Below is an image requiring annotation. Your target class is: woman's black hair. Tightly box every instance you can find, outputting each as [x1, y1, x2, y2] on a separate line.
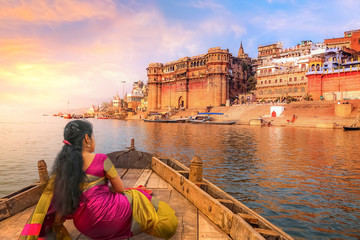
[52, 120, 93, 215]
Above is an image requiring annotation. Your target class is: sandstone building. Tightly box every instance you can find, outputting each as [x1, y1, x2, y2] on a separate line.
[146, 45, 251, 110]
[307, 47, 360, 101]
[324, 29, 360, 52]
[255, 41, 325, 102]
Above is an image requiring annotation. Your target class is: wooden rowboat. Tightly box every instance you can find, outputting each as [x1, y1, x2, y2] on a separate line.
[342, 126, 360, 131]
[0, 140, 293, 240]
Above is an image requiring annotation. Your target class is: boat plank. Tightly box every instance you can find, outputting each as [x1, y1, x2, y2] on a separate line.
[199, 211, 231, 240]
[146, 172, 160, 188]
[0, 205, 35, 239]
[134, 169, 152, 187]
[117, 168, 128, 178]
[146, 172, 169, 189]
[169, 188, 198, 240]
[122, 169, 144, 188]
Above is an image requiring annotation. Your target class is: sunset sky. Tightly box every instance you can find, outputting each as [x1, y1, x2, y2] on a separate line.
[1, 0, 360, 114]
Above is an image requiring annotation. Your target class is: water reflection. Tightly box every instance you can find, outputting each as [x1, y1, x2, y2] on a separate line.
[0, 117, 359, 239]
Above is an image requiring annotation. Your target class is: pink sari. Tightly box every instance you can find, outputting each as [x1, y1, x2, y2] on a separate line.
[73, 154, 151, 240]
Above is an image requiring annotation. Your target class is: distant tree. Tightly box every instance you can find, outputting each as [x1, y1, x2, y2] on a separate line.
[246, 76, 257, 92]
[102, 102, 110, 109]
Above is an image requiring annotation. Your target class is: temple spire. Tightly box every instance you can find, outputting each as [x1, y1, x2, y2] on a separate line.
[238, 41, 244, 57]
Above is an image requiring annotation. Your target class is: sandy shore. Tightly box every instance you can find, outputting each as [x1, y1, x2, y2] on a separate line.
[128, 100, 360, 129]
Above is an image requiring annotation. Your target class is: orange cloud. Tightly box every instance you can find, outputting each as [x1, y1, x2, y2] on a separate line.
[0, 0, 116, 23]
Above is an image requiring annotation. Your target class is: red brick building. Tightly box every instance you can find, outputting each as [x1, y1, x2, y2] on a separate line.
[324, 29, 360, 52]
[146, 46, 251, 110]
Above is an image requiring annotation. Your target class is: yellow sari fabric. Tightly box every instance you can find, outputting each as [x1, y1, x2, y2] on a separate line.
[125, 189, 178, 239]
[19, 177, 71, 240]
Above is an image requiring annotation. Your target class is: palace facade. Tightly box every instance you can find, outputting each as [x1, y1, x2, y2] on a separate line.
[306, 47, 360, 100]
[255, 29, 360, 102]
[146, 45, 251, 110]
[255, 41, 325, 101]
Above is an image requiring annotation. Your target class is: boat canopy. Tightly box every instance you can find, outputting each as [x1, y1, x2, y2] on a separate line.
[198, 112, 224, 115]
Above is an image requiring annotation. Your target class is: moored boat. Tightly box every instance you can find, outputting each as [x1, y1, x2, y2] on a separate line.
[189, 115, 211, 123]
[342, 115, 360, 131]
[190, 113, 237, 125]
[342, 126, 360, 131]
[143, 118, 178, 123]
[0, 140, 293, 240]
[199, 120, 237, 125]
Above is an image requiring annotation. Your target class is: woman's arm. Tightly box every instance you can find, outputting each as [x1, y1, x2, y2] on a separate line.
[107, 174, 125, 193]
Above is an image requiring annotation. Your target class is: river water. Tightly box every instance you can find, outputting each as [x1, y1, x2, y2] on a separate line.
[1, 115, 359, 239]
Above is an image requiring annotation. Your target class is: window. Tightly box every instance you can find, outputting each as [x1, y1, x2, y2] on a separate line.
[289, 78, 292, 82]
[269, 80, 271, 84]
[301, 76, 304, 81]
[280, 79, 282, 83]
[275, 79, 278, 83]
[265, 80, 267, 84]
[294, 77, 297, 81]
[294, 87, 298, 93]
[261, 81, 263, 84]
[301, 87, 305, 92]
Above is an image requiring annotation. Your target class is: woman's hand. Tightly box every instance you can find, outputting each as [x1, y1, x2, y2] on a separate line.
[54, 212, 65, 226]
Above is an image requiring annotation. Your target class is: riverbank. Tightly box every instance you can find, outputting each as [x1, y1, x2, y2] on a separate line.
[129, 100, 360, 129]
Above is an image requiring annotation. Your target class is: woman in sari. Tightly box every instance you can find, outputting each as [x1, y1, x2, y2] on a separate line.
[20, 120, 178, 239]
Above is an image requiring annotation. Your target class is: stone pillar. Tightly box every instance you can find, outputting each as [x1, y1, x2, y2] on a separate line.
[157, 84, 162, 109]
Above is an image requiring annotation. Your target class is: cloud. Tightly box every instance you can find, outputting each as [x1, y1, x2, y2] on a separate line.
[0, 0, 116, 24]
[189, 0, 225, 11]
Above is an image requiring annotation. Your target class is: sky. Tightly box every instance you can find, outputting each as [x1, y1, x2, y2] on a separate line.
[1, 0, 360, 114]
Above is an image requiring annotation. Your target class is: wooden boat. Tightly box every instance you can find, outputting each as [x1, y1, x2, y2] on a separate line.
[143, 119, 179, 123]
[342, 115, 360, 131]
[189, 115, 211, 123]
[0, 140, 293, 240]
[172, 118, 189, 123]
[199, 120, 237, 125]
[342, 126, 360, 131]
[190, 113, 236, 125]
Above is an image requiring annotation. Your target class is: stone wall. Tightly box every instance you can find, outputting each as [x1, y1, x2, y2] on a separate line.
[307, 70, 360, 100]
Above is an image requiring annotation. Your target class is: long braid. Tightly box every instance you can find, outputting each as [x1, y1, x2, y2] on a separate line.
[52, 120, 93, 215]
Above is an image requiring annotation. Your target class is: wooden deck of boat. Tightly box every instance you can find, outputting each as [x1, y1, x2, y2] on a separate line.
[0, 168, 230, 240]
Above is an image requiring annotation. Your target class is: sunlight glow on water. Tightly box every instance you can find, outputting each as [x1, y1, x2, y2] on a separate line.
[1, 116, 359, 239]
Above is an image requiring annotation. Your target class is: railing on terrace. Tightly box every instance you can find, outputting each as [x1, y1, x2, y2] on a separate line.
[257, 69, 306, 77]
[307, 65, 360, 75]
[257, 80, 307, 88]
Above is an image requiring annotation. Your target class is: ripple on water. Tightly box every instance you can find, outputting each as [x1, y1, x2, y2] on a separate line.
[1, 118, 360, 239]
